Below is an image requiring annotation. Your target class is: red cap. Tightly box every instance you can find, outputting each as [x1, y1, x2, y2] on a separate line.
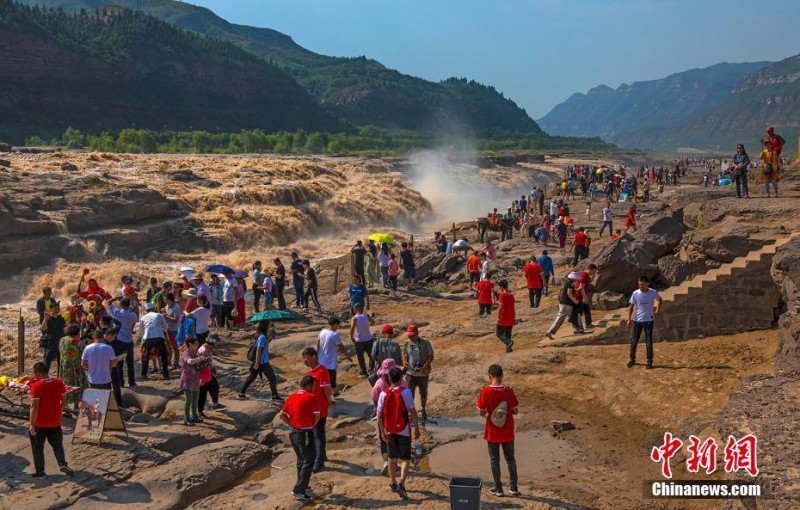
[406, 324, 419, 335]
[767, 126, 774, 132]
[381, 324, 394, 335]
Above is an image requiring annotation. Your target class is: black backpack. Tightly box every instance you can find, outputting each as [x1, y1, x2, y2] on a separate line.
[247, 341, 258, 362]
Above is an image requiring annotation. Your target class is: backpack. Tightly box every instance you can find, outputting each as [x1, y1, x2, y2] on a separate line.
[490, 387, 509, 428]
[246, 339, 259, 363]
[375, 338, 402, 365]
[382, 387, 409, 434]
[403, 338, 432, 375]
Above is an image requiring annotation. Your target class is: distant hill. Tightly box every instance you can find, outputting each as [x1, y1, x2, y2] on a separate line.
[538, 62, 771, 150]
[646, 55, 800, 154]
[18, 0, 541, 134]
[0, 0, 343, 143]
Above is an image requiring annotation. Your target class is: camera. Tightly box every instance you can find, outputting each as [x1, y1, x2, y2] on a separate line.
[413, 361, 423, 370]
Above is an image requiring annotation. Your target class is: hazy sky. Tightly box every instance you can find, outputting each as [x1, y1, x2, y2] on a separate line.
[188, 0, 800, 119]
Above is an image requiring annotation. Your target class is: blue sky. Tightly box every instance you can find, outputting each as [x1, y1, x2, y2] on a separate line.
[188, 0, 800, 119]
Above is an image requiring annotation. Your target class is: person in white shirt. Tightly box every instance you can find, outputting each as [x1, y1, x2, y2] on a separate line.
[627, 275, 662, 369]
[139, 302, 170, 379]
[189, 295, 212, 345]
[317, 317, 352, 396]
[81, 329, 118, 390]
[222, 272, 237, 329]
[599, 203, 613, 237]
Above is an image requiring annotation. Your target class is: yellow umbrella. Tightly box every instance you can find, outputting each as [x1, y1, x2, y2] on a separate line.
[368, 232, 395, 245]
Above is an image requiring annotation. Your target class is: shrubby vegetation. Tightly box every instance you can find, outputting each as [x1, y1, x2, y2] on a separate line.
[31, 126, 618, 155]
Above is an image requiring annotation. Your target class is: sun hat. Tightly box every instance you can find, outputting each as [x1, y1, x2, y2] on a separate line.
[191, 272, 204, 280]
[406, 324, 419, 335]
[377, 358, 398, 376]
[568, 271, 582, 280]
[382, 324, 394, 335]
[182, 288, 198, 299]
[144, 302, 155, 311]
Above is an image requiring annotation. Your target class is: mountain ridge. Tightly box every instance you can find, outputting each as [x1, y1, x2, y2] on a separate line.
[539, 61, 773, 150]
[18, 0, 541, 134]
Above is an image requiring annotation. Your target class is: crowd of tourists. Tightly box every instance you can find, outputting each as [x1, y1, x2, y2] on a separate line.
[18, 133, 783, 500]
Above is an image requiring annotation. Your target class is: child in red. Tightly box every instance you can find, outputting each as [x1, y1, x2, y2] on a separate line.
[476, 364, 519, 497]
[624, 205, 637, 233]
[475, 274, 495, 318]
[495, 280, 515, 352]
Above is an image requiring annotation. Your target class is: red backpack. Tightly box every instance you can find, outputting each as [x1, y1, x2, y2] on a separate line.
[382, 387, 409, 434]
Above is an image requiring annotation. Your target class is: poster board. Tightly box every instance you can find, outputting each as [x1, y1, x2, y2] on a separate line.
[72, 388, 127, 445]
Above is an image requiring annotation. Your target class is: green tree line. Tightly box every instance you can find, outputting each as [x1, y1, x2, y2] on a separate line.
[30, 126, 617, 156]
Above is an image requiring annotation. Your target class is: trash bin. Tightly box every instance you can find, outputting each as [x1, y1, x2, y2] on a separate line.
[450, 476, 481, 510]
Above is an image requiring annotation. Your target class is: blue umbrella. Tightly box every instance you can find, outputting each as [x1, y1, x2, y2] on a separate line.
[233, 269, 249, 279]
[204, 264, 234, 275]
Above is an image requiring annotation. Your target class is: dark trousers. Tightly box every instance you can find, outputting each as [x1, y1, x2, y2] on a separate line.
[241, 363, 279, 397]
[313, 416, 327, 467]
[117, 341, 136, 386]
[222, 301, 235, 328]
[43, 345, 60, 374]
[572, 245, 589, 266]
[581, 302, 593, 326]
[304, 286, 322, 313]
[630, 320, 654, 363]
[275, 280, 286, 310]
[30, 427, 67, 475]
[488, 441, 518, 491]
[479, 303, 492, 316]
[109, 365, 123, 408]
[599, 220, 613, 237]
[528, 287, 542, 308]
[142, 338, 169, 377]
[199, 376, 220, 412]
[252, 287, 264, 313]
[734, 173, 749, 197]
[89, 382, 111, 390]
[289, 428, 316, 494]
[389, 275, 398, 290]
[570, 304, 584, 331]
[496, 325, 513, 347]
[354, 339, 375, 375]
[293, 277, 305, 307]
[327, 369, 337, 392]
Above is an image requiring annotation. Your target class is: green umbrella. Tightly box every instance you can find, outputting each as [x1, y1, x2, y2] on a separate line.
[368, 232, 395, 245]
[247, 309, 299, 323]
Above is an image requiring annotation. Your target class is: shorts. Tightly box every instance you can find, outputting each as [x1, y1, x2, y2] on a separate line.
[405, 374, 429, 400]
[404, 266, 416, 279]
[387, 433, 411, 461]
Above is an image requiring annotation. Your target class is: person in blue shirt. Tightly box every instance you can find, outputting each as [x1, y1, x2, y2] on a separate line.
[238, 321, 282, 401]
[537, 250, 555, 296]
[348, 275, 369, 315]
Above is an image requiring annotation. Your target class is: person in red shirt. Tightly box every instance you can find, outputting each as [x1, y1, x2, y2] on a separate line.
[523, 257, 543, 308]
[280, 375, 321, 502]
[28, 361, 73, 479]
[624, 205, 636, 234]
[766, 126, 785, 156]
[570, 227, 591, 266]
[476, 364, 519, 497]
[474, 274, 495, 318]
[466, 251, 482, 287]
[303, 347, 332, 473]
[612, 229, 622, 241]
[496, 280, 515, 353]
[577, 264, 598, 329]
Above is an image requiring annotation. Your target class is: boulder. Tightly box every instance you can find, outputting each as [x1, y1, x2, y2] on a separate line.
[593, 291, 628, 311]
[0, 158, 10, 167]
[121, 388, 170, 416]
[427, 254, 465, 280]
[253, 429, 278, 446]
[0, 142, 11, 152]
[414, 252, 445, 280]
[76, 438, 267, 510]
[61, 162, 78, 171]
[773, 236, 800, 310]
[775, 313, 800, 375]
[656, 255, 709, 286]
[552, 420, 576, 432]
[586, 216, 686, 294]
[680, 229, 767, 264]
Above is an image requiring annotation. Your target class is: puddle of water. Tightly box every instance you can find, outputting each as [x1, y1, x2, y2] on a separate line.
[243, 465, 272, 483]
[429, 430, 580, 480]
[424, 416, 486, 442]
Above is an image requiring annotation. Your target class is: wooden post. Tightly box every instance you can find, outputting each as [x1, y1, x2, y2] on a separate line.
[452, 222, 457, 243]
[17, 309, 24, 376]
[350, 253, 355, 277]
[410, 234, 414, 246]
[333, 266, 339, 295]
